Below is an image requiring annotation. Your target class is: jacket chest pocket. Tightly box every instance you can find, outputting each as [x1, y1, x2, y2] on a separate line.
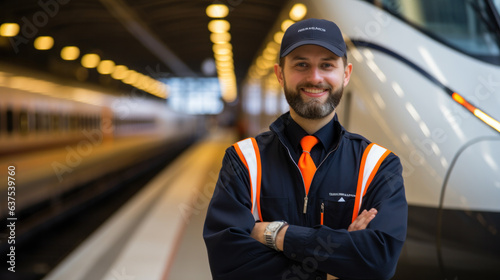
[320, 198, 355, 229]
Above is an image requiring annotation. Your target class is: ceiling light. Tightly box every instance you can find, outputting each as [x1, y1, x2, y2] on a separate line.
[123, 70, 139, 84]
[210, 32, 231, 44]
[262, 51, 276, 61]
[60, 46, 80, 60]
[274, 31, 284, 44]
[34, 36, 54, 50]
[208, 20, 230, 33]
[214, 54, 233, 62]
[0, 23, 20, 37]
[111, 65, 129, 80]
[216, 61, 233, 68]
[213, 43, 232, 54]
[97, 60, 115, 74]
[289, 3, 307, 21]
[81, 53, 101, 68]
[206, 4, 229, 18]
[281, 19, 295, 32]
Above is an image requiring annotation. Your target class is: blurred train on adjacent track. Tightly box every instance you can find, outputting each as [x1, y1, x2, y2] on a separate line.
[0, 62, 202, 219]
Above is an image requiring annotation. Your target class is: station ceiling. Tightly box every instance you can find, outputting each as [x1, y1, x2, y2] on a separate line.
[0, 0, 288, 94]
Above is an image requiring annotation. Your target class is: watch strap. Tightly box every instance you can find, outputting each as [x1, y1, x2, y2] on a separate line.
[264, 221, 288, 251]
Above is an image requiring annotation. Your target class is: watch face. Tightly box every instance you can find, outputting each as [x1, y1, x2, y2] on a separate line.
[269, 222, 281, 231]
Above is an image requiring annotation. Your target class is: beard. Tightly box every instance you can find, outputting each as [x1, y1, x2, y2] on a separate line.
[283, 79, 343, 120]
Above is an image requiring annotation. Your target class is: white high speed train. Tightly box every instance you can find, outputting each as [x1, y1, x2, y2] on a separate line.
[242, 0, 500, 278]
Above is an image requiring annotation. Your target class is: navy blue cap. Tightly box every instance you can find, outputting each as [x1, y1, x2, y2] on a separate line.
[280, 18, 346, 58]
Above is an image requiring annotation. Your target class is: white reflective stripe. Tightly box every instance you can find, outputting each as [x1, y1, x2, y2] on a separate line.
[236, 138, 259, 221]
[358, 144, 387, 210]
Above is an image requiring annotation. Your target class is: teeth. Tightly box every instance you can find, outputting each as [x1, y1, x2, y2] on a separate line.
[303, 88, 325, 94]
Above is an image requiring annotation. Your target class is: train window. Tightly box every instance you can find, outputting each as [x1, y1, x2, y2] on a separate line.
[42, 113, 50, 132]
[52, 114, 60, 132]
[6, 107, 14, 134]
[86, 115, 90, 130]
[35, 112, 41, 132]
[19, 109, 29, 135]
[79, 115, 84, 130]
[370, 0, 500, 63]
[70, 115, 78, 131]
[86, 115, 91, 130]
[61, 114, 69, 131]
[0, 106, 3, 135]
[94, 115, 100, 129]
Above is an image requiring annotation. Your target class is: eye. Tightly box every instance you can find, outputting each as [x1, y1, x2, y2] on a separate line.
[322, 62, 335, 69]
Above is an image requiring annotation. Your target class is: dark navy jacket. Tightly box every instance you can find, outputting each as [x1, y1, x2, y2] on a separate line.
[203, 113, 407, 280]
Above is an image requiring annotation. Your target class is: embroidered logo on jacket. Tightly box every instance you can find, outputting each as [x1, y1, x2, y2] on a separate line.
[329, 192, 355, 198]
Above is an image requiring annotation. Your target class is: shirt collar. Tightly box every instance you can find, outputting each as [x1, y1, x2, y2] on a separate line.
[284, 113, 337, 153]
[313, 116, 336, 152]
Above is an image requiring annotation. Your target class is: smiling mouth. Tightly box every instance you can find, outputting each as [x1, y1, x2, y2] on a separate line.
[301, 87, 328, 97]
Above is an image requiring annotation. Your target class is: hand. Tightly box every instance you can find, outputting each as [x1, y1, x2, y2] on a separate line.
[328, 210, 376, 279]
[250, 222, 267, 244]
[348, 208, 377, 231]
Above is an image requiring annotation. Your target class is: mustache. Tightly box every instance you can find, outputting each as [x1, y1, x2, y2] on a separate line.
[297, 83, 332, 90]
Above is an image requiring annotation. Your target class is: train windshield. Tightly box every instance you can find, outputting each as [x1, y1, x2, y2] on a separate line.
[372, 0, 500, 65]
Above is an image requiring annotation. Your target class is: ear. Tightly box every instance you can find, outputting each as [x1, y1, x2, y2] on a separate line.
[343, 63, 353, 87]
[274, 63, 284, 87]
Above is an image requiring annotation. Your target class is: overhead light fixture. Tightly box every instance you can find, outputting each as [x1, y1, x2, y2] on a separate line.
[206, 4, 229, 18]
[81, 53, 101, 68]
[273, 31, 284, 44]
[123, 70, 139, 85]
[208, 19, 230, 33]
[112, 65, 129, 80]
[214, 53, 233, 62]
[34, 36, 54, 50]
[207, 9, 237, 103]
[0, 23, 20, 37]
[60, 46, 80, 60]
[281, 19, 295, 32]
[210, 32, 231, 44]
[97, 60, 115, 75]
[289, 3, 307, 21]
[213, 43, 232, 55]
[262, 50, 276, 61]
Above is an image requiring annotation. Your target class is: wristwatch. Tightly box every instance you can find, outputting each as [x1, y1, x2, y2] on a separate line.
[264, 221, 288, 251]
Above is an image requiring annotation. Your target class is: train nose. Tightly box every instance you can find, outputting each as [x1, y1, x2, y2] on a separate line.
[439, 137, 500, 277]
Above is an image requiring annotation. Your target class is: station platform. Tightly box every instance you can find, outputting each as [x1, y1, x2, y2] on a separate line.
[43, 129, 238, 280]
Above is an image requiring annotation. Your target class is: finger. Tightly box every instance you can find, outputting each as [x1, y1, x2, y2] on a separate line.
[348, 209, 377, 231]
[355, 210, 371, 225]
[363, 209, 377, 223]
[348, 211, 367, 231]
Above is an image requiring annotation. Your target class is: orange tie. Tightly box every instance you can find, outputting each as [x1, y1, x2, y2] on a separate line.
[299, 135, 319, 195]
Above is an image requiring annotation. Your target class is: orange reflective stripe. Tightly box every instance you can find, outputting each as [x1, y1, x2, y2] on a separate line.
[234, 143, 249, 169]
[233, 142, 251, 214]
[353, 144, 372, 223]
[363, 149, 391, 196]
[233, 138, 262, 221]
[352, 143, 391, 223]
[251, 138, 263, 222]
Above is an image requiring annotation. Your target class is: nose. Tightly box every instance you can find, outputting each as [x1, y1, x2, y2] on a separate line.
[306, 67, 324, 84]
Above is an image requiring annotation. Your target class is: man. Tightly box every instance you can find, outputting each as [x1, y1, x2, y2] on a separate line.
[203, 18, 407, 280]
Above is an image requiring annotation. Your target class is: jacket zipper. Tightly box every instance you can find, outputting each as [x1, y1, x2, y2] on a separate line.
[320, 202, 325, 225]
[275, 135, 340, 215]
